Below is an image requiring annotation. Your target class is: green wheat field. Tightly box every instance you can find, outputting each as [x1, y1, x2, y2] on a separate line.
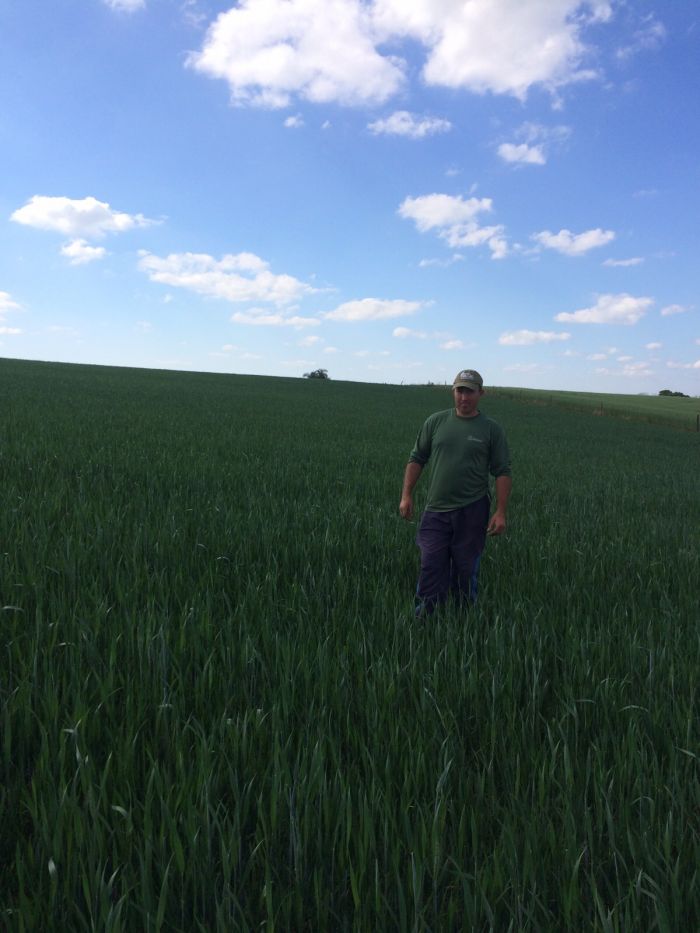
[2, 358, 698, 931]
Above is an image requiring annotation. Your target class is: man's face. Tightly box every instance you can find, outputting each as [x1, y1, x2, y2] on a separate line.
[453, 385, 483, 418]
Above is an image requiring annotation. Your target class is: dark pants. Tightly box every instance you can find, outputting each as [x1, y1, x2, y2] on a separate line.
[415, 497, 489, 615]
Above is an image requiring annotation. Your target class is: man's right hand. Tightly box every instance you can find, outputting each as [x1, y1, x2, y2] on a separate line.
[399, 496, 414, 520]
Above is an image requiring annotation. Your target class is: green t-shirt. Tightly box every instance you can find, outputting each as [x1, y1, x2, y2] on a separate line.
[409, 409, 511, 512]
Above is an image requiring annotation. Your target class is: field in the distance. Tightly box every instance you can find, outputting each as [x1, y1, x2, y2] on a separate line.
[2, 358, 698, 931]
[490, 385, 700, 431]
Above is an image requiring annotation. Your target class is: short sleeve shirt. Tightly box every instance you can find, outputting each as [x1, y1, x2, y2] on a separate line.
[409, 409, 511, 511]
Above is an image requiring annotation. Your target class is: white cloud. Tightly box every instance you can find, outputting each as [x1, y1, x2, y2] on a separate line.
[323, 346, 339, 353]
[555, 293, 653, 325]
[499, 329, 571, 346]
[135, 320, 153, 333]
[616, 16, 666, 61]
[533, 227, 615, 256]
[373, 0, 611, 99]
[60, 239, 108, 265]
[190, 1, 612, 109]
[667, 359, 700, 370]
[138, 251, 315, 306]
[0, 291, 23, 335]
[621, 361, 653, 377]
[587, 352, 608, 360]
[594, 360, 654, 378]
[284, 113, 304, 128]
[497, 143, 545, 165]
[11, 195, 154, 239]
[646, 342, 662, 350]
[594, 363, 654, 379]
[418, 254, 463, 268]
[440, 339, 464, 350]
[399, 193, 490, 230]
[660, 304, 690, 317]
[103, 0, 145, 10]
[498, 122, 571, 166]
[399, 193, 507, 259]
[189, 0, 405, 109]
[0, 291, 21, 315]
[298, 334, 321, 346]
[368, 111, 451, 139]
[324, 298, 424, 321]
[603, 257, 643, 267]
[393, 326, 427, 339]
[232, 311, 320, 328]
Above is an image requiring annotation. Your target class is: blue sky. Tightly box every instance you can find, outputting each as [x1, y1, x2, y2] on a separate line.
[1, 0, 698, 393]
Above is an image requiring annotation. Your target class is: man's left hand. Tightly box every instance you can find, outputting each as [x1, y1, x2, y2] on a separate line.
[487, 511, 506, 536]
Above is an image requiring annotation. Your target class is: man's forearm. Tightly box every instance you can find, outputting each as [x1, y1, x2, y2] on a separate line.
[402, 461, 423, 497]
[494, 475, 512, 514]
[399, 461, 423, 519]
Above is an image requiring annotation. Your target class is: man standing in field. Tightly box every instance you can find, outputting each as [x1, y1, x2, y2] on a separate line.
[399, 369, 512, 616]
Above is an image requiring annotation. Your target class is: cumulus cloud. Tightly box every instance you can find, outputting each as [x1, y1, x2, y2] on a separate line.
[190, 0, 613, 109]
[60, 239, 108, 265]
[440, 339, 464, 350]
[368, 111, 452, 138]
[532, 227, 615, 256]
[418, 255, 463, 268]
[660, 304, 690, 316]
[0, 291, 23, 336]
[666, 359, 700, 370]
[188, 0, 405, 108]
[497, 122, 571, 165]
[231, 310, 320, 327]
[645, 342, 662, 350]
[103, 0, 145, 10]
[399, 193, 507, 259]
[373, 0, 612, 98]
[555, 293, 652, 325]
[11, 195, 155, 239]
[138, 250, 316, 307]
[497, 143, 545, 165]
[596, 360, 654, 379]
[499, 329, 571, 346]
[603, 257, 643, 267]
[284, 113, 304, 128]
[298, 334, 322, 346]
[616, 15, 666, 61]
[393, 326, 427, 339]
[0, 291, 21, 315]
[324, 298, 424, 321]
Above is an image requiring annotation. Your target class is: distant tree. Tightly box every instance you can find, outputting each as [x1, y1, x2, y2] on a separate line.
[659, 389, 689, 397]
[303, 368, 330, 380]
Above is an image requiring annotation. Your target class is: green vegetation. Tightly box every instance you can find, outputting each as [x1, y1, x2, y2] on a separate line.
[2, 358, 699, 931]
[490, 385, 699, 431]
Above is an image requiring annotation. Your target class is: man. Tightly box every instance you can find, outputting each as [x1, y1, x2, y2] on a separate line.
[399, 369, 512, 615]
